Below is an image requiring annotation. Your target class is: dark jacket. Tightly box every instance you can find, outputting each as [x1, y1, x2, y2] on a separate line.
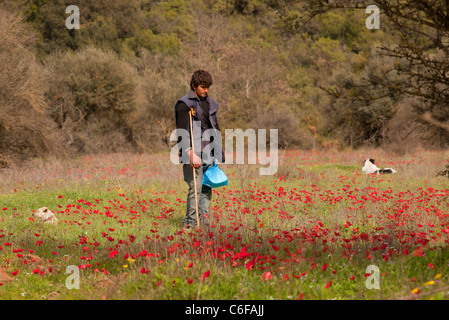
[174, 90, 224, 163]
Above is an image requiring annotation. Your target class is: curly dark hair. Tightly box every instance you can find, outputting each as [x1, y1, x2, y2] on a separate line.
[190, 70, 213, 89]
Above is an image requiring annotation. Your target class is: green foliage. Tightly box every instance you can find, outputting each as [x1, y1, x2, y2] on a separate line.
[1, 0, 449, 165]
[317, 10, 369, 53]
[207, 0, 267, 15]
[0, 8, 65, 165]
[44, 47, 145, 153]
[144, 0, 195, 41]
[319, 50, 403, 147]
[125, 29, 180, 56]
[25, 0, 146, 56]
[311, 37, 345, 65]
[79, 16, 121, 50]
[1, 151, 449, 299]
[25, 0, 47, 26]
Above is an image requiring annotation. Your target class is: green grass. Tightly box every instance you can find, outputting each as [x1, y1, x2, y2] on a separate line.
[1, 150, 449, 300]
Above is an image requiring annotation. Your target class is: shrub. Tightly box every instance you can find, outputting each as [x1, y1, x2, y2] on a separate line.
[0, 8, 65, 166]
[131, 50, 188, 151]
[250, 109, 315, 150]
[44, 47, 146, 153]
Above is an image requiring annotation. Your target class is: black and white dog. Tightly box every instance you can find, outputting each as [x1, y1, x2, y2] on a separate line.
[362, 159, 397, 175]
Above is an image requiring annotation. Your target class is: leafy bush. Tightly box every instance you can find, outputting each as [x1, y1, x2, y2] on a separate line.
[44, 47, 145, 153]
[2, 0, 449, 160]
[131, 50, 188, 151]
[250, 108, 316, 150]
[0, 8, 65, 166]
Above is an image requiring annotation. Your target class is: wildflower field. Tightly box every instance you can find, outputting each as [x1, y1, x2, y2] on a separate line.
[1, 149, 449, 300]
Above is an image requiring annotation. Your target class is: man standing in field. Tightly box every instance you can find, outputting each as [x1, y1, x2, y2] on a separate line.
[174, 70, 224, 230]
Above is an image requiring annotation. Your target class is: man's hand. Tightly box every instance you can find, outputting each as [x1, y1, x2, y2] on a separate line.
[188, 150, 202, 168]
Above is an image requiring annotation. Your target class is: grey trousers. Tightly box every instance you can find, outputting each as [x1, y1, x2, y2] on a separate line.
[182, 160, 213, 227]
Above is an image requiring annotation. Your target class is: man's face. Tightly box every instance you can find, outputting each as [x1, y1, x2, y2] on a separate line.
[193, 84, 209, 98]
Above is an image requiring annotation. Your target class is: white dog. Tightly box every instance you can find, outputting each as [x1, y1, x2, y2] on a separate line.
[362, 159, 397, 175]
[32, 207, 58, 224]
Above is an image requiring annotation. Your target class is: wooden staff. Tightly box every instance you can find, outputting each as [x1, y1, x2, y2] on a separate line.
[189, 107, 200, 229]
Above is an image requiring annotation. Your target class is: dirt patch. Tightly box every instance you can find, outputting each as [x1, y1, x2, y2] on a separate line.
[0, 266, 14, 282]
[20, 254, 45, 264]
[9, 254, 57, 273]
[93, 272, 129, 290]
[47, 291, 61, 300]
[91, 272, 130, 299]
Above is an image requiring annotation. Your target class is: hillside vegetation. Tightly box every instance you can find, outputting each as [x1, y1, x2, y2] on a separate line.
[1, 0, 448, 165]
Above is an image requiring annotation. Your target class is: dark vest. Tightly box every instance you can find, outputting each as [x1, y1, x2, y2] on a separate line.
[174, 90, 223, 163]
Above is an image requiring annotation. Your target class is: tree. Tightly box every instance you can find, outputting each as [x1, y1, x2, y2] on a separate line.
[292, 0, 449, 147]
[0, 8, 65, 166]
[44, 47, 145, 153]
